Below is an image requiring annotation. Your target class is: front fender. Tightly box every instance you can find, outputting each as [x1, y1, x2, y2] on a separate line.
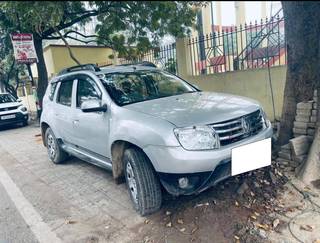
[108, 104, 180, 156]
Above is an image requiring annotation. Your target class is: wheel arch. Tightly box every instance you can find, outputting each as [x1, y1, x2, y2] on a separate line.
[111, 140, 155, 184]
[40, 122, 50, 147]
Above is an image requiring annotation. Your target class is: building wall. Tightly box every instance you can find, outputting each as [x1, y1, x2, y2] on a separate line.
[31, 45, 114, 78]
[182, 66, 287, 121]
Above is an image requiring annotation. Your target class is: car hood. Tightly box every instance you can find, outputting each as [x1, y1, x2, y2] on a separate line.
[0, 102, 20, 109]
[124, 92, 261, 127]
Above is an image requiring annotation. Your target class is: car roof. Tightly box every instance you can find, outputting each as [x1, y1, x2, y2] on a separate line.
[52, 63, 160, 83]
[99, 65, 158, 74]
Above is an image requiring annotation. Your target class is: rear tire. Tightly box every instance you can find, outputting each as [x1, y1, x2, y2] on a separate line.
[45, 127, 68, 164]
[123, 148, 162, 216]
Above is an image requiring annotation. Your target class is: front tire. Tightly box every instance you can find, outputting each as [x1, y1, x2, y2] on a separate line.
[123, 148, 162, 216]
[45, 128, 68, 164]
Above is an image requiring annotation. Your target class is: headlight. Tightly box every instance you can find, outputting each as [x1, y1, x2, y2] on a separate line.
[174, 126, 220, 151]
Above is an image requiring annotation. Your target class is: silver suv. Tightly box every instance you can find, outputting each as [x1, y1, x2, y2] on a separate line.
[41, 63, 273, 215]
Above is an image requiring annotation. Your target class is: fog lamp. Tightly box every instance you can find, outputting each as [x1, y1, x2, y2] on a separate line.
[178, 177, 189, 189]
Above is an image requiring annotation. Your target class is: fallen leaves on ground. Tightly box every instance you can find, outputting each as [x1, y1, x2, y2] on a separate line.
[300, 224, 314, 232]
[273, 219, 280, 228]
[65, 219, 77, 224]
[177, 219, 184, 225]
[165, 222, 172, 228]
[179, 228, 186, 232]
[256, 223, 269, 231]
[194, 202, 209, 208]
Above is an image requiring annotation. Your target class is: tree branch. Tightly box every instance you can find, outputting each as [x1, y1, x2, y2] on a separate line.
[6, 59, 15, 85]
[45, 30, 109, 45]
[64, 30, 99, 39]
[42, 3, 114, 38]
[63, 35, 98, 44]
[45, 30, 99, 40]
[54, 28, 81, 66]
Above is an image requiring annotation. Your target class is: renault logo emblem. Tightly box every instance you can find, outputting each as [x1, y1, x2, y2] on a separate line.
[242, 117, 250, 133]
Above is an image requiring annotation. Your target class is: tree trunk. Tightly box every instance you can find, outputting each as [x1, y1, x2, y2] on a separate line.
[278, 2, 320, 145]
[34, 35, 48, 110]
[3, 60, 18, 98]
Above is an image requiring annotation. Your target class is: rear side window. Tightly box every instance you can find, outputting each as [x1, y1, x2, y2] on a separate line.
[57, 81, 73, 106]
[49, 83, 57, 101]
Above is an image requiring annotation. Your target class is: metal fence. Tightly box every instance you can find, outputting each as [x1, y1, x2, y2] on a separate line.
[188, 10, 286, 76]
[118, 43, 177, 74]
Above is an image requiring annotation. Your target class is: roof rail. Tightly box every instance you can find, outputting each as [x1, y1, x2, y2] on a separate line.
[58, 63, 101, 75]
[117, 61, 157, 68]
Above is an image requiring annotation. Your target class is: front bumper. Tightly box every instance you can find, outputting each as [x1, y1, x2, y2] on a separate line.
[0, 112, 29, 126]
[144, 124, 273, 196]
[158, 160, 231, 196]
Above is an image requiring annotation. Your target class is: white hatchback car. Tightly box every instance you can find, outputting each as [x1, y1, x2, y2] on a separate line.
[0, 93, 29, 127]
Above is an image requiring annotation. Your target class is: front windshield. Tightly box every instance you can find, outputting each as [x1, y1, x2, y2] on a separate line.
[100, 70, 197, 106]
[0, 94, 16, 104]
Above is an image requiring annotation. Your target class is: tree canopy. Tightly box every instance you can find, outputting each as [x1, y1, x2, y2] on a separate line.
[0, 1, 205, 104]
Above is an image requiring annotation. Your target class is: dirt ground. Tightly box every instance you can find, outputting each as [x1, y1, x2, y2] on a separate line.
[129, 165, 288, 243]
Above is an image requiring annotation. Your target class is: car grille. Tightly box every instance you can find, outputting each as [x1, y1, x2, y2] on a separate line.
[210, 109, 264, 146]
[0, 106, 18, 112]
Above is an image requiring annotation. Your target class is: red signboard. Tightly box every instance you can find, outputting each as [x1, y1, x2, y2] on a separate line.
[11, 33, 38, 64]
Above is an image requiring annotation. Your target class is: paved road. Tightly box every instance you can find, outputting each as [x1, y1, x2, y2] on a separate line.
[0, 123, 143, 243]
[0, 183, 38, 243]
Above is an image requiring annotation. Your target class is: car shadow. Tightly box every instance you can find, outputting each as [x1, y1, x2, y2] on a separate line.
[0, 123, 26, 132]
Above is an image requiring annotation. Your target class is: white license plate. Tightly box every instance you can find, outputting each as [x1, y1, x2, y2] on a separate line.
[231, 138, 271, 176]
[1, 114, 16, 120]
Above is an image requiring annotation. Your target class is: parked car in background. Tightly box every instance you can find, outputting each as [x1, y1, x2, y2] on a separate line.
[40, 63, 272, 216]
[0, 93, 29, 127]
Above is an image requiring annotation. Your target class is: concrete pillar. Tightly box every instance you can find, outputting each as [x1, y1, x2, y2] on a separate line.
[235, 1, 246, 26]
[176, 38, 192, 78]
[202, 4, 212, 35]
[216, 1, 222, 32]
[235, 2, 247, 68]
[261, 1, 268, 48]
[261, 1, 267, 19]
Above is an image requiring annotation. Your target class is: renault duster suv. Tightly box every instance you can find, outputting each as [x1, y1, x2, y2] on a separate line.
[41, 63, 272, 216]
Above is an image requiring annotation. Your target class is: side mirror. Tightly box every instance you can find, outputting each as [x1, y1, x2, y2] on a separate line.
[80, 100, 107, 113]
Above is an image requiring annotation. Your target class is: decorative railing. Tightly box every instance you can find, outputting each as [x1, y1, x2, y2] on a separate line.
[118, 43, 177, 74]
[188, 9, 286, 76]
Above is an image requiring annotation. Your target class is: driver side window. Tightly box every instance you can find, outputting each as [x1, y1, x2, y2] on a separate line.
[76, 76, 101, 108]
